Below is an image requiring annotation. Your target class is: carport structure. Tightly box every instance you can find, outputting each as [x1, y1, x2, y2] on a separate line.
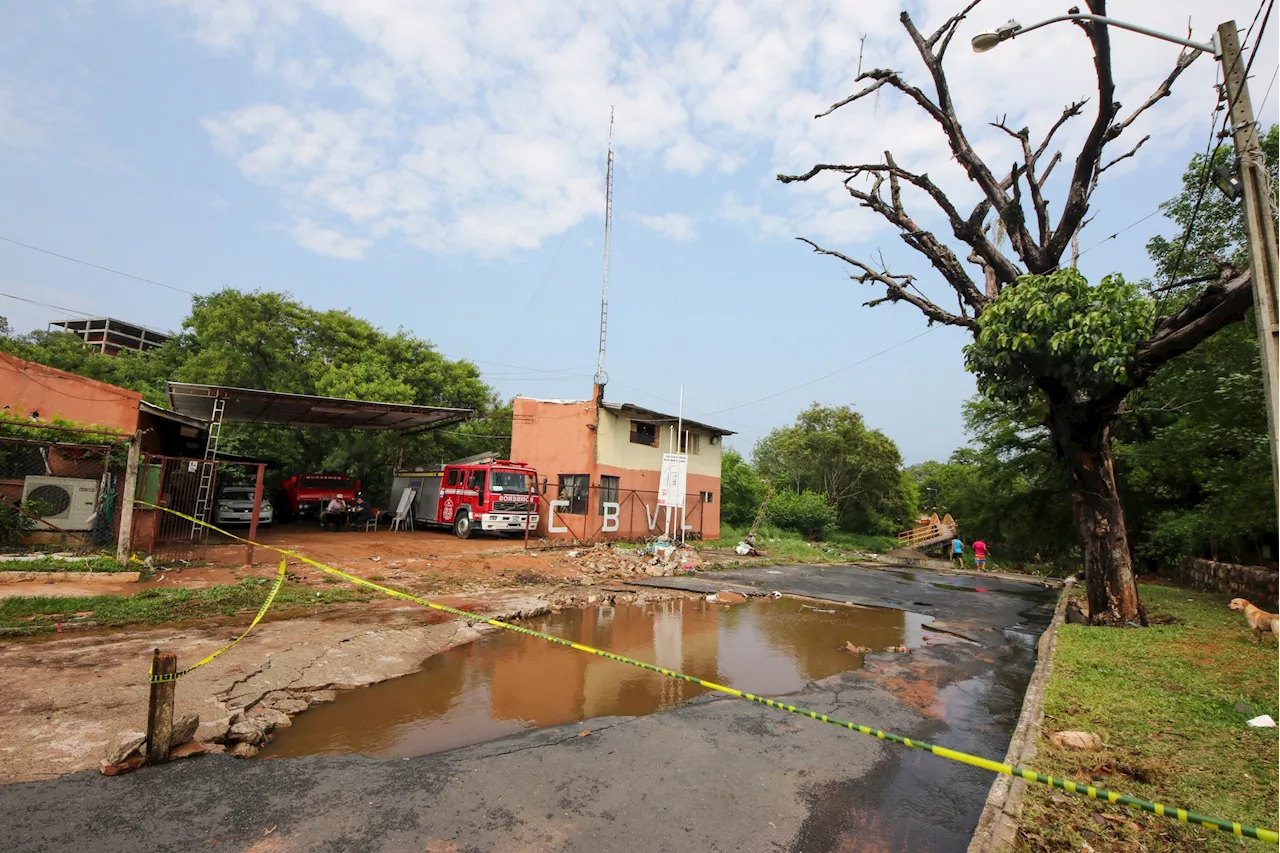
[161, 383, 474, 562]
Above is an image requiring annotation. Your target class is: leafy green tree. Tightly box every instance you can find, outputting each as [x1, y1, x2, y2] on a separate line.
[1114, 319, 1274, 565]
[765, 490, 838, 539]
[754, 404, 908, 533]
[720, 447, 765, 526]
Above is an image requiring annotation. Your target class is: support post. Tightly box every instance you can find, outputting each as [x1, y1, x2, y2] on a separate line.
[145, 649, 176, 765]
[246, 463, 266, 565]
[115, 433, 142, 565]
[1218, 20, 1280, 524]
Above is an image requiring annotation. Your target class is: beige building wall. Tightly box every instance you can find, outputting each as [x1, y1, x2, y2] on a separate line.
[595, 407, 723, 478]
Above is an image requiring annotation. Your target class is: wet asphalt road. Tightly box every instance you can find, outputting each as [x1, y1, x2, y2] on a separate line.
[0, 563, 1056, 853]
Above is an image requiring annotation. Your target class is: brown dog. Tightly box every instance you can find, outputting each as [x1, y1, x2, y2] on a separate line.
[1228, 598, 1279, 643]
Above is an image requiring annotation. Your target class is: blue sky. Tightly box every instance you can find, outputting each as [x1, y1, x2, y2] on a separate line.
[1, 1, 1276, 464]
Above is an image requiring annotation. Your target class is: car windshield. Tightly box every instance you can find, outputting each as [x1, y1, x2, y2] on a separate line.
[490, 470, 534, 493]
[221, 489, 255, 500]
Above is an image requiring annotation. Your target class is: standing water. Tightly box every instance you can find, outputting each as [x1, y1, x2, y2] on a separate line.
[260, 596, 930, 759]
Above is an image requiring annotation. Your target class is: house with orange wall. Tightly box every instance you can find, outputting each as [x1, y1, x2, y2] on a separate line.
[509, 386, 734, 540]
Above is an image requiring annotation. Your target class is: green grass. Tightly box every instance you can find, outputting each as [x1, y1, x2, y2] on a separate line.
[691, 524, 898, 567]
[0, 579, 371, 635]
[1017, 584, 1279, 852]
[0, 555, 131, 573]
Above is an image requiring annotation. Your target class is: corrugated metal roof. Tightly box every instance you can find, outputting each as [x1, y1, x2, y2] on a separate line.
[600, 402, 735, 436]
[166, 383, 474, 431]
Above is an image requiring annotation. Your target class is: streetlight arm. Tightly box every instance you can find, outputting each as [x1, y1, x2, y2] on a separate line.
[1011, 13, 1219, 56]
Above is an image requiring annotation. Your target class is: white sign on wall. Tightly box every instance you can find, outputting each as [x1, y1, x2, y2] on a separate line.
[657, 453, 688, 508]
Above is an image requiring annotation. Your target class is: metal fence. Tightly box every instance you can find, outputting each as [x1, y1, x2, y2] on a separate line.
[0, 428, 130, 554]
[541, 483, 712, 543]
[135, 454, 267, 563]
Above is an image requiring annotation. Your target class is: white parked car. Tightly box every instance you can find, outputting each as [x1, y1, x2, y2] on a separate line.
[215, 485, 273, 526]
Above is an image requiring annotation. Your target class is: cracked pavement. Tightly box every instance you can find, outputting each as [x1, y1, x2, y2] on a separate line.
[0, 563, 1056, 853]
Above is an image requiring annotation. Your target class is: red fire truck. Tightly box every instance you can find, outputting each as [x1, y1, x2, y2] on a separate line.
[390, 456, 540, 539]
[278, 473, 361, 522]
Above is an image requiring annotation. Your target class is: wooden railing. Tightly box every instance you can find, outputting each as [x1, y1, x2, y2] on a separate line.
[897, 524, 954, 548]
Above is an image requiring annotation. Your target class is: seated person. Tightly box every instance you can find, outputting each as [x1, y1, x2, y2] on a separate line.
[323, 494, 348, 531]
[348, 492, 374, 528]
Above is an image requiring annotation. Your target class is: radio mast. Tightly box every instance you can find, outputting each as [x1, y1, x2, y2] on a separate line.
[593, 108, 614, 392]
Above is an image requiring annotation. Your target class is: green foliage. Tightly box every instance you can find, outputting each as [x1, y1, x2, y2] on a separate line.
[1114, 318, 1275, 565]
[965, 269, 1151, 402]
[1146, 125, 1278, 285]
[0, 578, 369, 634]
[2, 289, 511, 508]
[0, 555, 128, 572]
[0, 499, 56, 547]
[720, 447, 766, 526]
[754, 403, 909, 532]
[764, 489, 838, 539]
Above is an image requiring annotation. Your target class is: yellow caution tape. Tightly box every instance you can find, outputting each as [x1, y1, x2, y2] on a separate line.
[148, 557, 287, 683]
[133, 501, 1279, 845]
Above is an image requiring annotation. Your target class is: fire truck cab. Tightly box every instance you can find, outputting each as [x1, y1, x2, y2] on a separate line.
[391, 456, 540, 539]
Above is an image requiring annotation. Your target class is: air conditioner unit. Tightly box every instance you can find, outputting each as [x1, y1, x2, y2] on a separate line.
[21, 476, 100, 532]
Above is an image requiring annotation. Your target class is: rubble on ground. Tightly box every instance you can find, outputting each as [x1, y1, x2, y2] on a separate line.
[555, 541, 706, 579]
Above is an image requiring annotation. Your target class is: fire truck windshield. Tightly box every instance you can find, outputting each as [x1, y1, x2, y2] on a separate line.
[489, 470, 534, 494]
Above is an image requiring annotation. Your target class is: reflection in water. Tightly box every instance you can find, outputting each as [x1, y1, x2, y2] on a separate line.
[260, 597, 928, 760]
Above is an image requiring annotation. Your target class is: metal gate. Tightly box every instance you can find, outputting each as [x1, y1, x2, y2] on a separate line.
[136, 454, 265, 562]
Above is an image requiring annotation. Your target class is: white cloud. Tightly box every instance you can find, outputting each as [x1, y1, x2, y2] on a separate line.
[290, 217, 371, 259]
[154, 0, 1271, 260]
[638, 212, 697, 243]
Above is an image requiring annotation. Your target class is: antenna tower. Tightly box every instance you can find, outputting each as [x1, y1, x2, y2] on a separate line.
[594, 108, 614, 388]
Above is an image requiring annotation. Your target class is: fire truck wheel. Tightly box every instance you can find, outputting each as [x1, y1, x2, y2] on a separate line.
[453, 511, 474, 539]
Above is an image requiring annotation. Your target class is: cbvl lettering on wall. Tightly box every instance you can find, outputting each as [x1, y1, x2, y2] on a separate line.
[546, 501, 692, 534]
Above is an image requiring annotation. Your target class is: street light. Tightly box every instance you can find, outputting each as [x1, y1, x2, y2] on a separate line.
[971, 12, 1280, 529]
[970, 14, 1219, 55]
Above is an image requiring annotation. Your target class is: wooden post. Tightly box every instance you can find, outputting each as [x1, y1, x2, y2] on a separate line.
[245, 463, 266, 565]
[145, 649, 176, 765]
[115, 433, 142, 565]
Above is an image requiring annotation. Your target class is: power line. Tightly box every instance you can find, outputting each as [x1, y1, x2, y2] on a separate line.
[0, 235, 195, 296]
[1244, 0, 1274, 82]
[0, 290, 98, 320]
[707, 328, 938, 415]
[1258, 66, 1279, 119]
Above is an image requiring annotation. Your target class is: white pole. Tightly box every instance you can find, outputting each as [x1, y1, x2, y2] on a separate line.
[664, 424, 675, 538]
[677, 385, 685, 545]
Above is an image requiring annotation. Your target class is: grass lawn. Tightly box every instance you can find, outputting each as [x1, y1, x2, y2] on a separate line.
[0, 580, 371, 635]
[0, 555, 131, 573]
[1017, 584, 1279, 852]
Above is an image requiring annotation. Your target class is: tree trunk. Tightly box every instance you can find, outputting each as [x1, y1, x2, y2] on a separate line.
[1047, 399, 1147, 626]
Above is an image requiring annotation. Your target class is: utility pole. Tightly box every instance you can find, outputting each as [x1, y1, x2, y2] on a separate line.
[1218, 21, 1280, 518]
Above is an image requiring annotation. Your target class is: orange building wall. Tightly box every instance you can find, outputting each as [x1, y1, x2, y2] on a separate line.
[0, 353, 141, 434]
[509, 395, 722, 541]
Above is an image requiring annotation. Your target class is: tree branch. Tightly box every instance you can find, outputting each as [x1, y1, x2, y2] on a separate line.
[1104, 50, 1200, 143]
[1097, 134, 1150, 176]
[797, 237, 976, 329]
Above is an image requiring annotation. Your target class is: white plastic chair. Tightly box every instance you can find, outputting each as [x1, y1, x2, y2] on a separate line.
[391, 488, 416, 532]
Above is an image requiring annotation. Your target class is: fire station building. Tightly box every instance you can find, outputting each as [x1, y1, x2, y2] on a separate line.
[510, 390, 734, 541]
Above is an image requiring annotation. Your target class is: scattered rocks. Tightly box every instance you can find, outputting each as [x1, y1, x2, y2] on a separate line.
[100, 755, 144, 776]
[228, 742, 260, 758]
[844, 642, 873, 654]
[706, 591, 747, 606]
[197, 716, 233, 743]
[248, 707, 292, 731]
[306, 690, 337, 704]
[883, 645, 910, 654]
[227, 719, 267, 745]
[169, 741, 208, 760]
[169, 712, 200, 748]
[104, 732, 145, 765]
[1051, 730, 1103, 751]
[1066, 602, 1090, 625]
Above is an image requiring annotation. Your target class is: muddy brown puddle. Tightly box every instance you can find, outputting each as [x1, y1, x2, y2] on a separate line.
[259, 597, 930, 760]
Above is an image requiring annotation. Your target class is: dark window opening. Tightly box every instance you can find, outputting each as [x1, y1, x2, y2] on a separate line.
[558, 474, 588, 515]
[599, 475, 620, 513]
[700, 491, 714, 503]
[630, 421, 658, 446]
[467, 470, 486, 499]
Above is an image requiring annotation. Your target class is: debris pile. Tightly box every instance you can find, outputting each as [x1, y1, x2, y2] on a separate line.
[562, 541, 705, 579]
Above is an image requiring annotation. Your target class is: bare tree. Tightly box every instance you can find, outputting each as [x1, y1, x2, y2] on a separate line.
[779, 0, 1254, 624]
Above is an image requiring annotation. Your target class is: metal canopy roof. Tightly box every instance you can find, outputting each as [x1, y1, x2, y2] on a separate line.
[601, 402, 736, 436]
[166, 383, 474, 431]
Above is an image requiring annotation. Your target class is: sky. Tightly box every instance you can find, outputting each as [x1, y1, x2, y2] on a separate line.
[1, 0, 1277, 465]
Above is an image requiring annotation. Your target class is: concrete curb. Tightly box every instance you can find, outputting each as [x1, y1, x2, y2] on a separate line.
[966, 579, 1073, 853]
[0, 571, 141, 583]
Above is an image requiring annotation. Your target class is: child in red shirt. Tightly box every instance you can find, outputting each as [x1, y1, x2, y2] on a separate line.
[973, 539, 988, 571]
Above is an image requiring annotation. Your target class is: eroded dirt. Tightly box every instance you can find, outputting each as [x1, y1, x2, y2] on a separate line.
[0, 583, 697, 784]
